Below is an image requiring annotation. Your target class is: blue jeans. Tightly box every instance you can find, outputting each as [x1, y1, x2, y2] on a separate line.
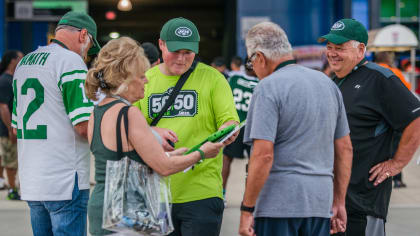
[27, 174, 89, 236]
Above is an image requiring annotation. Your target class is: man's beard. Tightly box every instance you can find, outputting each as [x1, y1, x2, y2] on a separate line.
[80, 38, 90, 60]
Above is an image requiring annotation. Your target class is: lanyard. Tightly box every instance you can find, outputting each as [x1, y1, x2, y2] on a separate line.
[334, 58, 367, 87]
[51, 39, 69, 50]
[274, 59, 297, 72]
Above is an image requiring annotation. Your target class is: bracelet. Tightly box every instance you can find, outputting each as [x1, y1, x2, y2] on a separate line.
[196, 149, 205, 161]
[240, 202, 255, 213]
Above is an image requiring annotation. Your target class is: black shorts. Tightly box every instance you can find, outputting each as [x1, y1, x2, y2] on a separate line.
[169, 197, 224, 236]
[255, 217, 330, 236]
[223, 128, 250, 159]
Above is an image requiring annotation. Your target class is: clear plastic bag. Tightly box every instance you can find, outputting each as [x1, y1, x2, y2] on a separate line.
[103, 156, 174, 235]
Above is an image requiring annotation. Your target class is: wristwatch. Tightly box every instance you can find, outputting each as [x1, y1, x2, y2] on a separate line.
[240, 202, 255, 213]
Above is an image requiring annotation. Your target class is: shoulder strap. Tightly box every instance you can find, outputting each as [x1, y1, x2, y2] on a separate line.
[116, 106, 130, 160]
[150, 59, 198, 126]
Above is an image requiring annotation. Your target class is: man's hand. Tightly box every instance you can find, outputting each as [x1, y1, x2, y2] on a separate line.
[151, 127, 178, 151]
[331, 134, 351, 234]
[219, 120, 239, 146]
[330, 202, 347, 234]
[239, 211, 255, 236]
[74, 121, 88, 139]
[369, 159, 401, 186]
[371, 117, 420, 186]
[8, 129, 17, 144]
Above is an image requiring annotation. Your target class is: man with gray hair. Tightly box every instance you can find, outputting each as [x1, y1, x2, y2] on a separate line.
[319, 18, 420, 236]
[12, 11, 99, 235]
[238, 21, 353, 236]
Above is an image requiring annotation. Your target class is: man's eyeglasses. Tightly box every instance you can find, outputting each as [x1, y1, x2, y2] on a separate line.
[245, 52, 257, 71]
[79, 29, 93, 49]
[87, 34, 93, 46]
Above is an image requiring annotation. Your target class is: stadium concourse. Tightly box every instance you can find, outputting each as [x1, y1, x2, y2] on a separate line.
[0, 151, 419, 236]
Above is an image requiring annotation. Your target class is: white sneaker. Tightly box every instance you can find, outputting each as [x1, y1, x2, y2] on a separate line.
[0, 178, 5, 190]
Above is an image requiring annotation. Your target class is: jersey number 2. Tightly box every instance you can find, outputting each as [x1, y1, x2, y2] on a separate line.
[16, 78, 47, 139]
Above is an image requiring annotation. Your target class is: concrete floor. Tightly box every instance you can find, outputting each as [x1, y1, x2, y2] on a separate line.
[1, 153, 419, 236]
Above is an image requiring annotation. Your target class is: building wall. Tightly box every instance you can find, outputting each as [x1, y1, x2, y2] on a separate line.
[6, 21, 48, 54]
[236, 0, 344, 59]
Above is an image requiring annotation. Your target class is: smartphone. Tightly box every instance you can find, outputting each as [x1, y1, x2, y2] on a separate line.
[167, 140, 175, 148]
[184, 124, 236, 155]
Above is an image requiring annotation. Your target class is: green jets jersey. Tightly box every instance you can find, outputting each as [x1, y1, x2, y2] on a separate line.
[12, 43, 93, 201]
[228, 73, 258, 122]
[134, 62, 239, 203]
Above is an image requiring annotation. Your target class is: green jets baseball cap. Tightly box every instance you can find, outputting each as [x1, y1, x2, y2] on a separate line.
[318, 18, 368, 45]
[58, 11, 101, 55]
[160, 17, 200, 53]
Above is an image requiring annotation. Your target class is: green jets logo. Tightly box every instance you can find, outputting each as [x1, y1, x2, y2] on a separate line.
[331, 21, 345, 30]
[149, 88, 198, 118]
[175, 27, 193, 37]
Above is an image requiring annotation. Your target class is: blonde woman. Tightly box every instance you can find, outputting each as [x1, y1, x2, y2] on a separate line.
[85, 37, 223, 236]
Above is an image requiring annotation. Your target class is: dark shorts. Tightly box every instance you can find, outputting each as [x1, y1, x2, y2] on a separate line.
[223, 129, 250, 159]
[255, 217, 330, 236]
[332, 212, 385, 236]
[169, 197, 224, 236]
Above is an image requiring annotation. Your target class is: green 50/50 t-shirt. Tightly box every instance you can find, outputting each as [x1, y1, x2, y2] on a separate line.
[134, 62, 239, 203]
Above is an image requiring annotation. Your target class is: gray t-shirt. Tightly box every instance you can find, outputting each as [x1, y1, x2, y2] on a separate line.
[244, 64, 349, 218]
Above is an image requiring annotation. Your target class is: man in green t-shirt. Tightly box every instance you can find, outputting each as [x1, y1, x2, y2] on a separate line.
[133, 17, 239, 236]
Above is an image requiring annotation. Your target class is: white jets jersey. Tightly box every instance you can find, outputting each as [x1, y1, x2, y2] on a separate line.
[12, 43, 93, 201]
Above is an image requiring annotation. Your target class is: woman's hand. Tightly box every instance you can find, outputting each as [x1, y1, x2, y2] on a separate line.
[200, 142, 224, 159]
[151, 127, 178, 151]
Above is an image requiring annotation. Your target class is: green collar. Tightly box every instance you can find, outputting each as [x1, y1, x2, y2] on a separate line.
[51, 39, 69, 50]
[274, 59, 297, 72]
